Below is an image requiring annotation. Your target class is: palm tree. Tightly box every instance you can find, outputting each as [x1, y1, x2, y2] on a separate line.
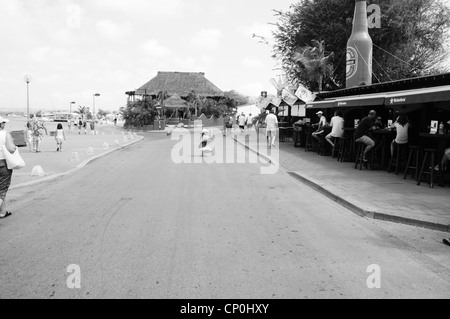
[292, 40, 334, 92]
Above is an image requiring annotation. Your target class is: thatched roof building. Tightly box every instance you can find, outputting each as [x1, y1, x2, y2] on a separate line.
[134, 71, 224, 98]
[163, 93, 187, 108]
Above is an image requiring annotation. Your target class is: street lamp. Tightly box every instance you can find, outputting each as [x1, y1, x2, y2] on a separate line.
[70, 101, 76, 117]
[93, 93, 100, 130]
[24, 75, 32, 121]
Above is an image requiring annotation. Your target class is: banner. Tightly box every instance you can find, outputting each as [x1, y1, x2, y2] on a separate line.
[295, 84, 316, 103]
[282, 89, 298, 106]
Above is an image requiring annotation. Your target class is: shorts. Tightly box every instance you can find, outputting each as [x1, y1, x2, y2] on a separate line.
[56, 138, 64, 144]
[356, 135, 375, 147]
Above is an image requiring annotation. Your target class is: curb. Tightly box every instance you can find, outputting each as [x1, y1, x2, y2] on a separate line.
[233, 136, 450, 233]
[10, 136, 145, 191]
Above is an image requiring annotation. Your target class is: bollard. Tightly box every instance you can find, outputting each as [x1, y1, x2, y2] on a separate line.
[69, 152, 80, 162]
[86, 147, 94, 155]
[31, 166, 45, 177]
[103, 143, 110, 150]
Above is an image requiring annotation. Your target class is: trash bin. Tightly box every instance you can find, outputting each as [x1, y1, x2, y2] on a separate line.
[11, 130, 27, 147]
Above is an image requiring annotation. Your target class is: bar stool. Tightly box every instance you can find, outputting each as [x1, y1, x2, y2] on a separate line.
[338, 137, 351, 162]
[355, 142, 374, 170]
[417, 148, 442, 188]
[293, 127, 302, 147]
[404, 146, 421, 181]
[305, 131, 314, 152]
[317, 134, 329, 156]
[388, 142, 408, 175]
[331, 137, 340, 158]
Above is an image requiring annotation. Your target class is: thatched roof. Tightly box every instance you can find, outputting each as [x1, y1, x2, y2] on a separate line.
[163, 94, 188, 108]
[136, 71, 224, 98]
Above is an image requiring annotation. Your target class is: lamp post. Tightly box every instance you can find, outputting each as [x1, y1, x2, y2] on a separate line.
[93, 93, 100, 130]
[24, 75, 32, 122]
[70, 101, 76, 118]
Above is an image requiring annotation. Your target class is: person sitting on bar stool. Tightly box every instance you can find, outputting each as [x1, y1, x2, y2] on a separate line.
[434, 148, 450, 171]
[389, 114, 410, 159]
[312, 111, 327, 144]
[355, 110, 378, 163]
[325, 111, 344, 148]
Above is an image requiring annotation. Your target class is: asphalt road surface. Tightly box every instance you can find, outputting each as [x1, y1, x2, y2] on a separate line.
[1, 133, 449, 299]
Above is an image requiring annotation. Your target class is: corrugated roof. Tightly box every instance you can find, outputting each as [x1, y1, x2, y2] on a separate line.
[135, 71, 224, 97]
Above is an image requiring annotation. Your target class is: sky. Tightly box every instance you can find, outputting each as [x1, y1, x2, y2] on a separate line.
[0, 0, 295, 112]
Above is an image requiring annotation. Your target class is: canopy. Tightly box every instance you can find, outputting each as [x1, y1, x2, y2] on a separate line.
[385, 85, 450, 106]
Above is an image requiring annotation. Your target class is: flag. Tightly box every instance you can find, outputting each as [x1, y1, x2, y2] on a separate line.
[295, 84, 316, 103]
[282, 89, 298, 106]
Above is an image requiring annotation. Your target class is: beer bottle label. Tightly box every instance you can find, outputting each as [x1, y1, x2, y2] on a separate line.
[346, 47, 358, 80]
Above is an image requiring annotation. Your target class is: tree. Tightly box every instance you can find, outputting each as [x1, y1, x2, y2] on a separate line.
[292, 39, 335, 92]
[223, 90, 250, 107]
[121, 97, 159, 127]
[272, 0, 450, 89]
[97, 109, 110, 119]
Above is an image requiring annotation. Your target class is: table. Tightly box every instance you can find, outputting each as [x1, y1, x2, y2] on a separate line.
[419, 133, 450, 155]
[372, 129, 396, 168]
[279, 127, 294, 142]
[419, 133, 450, 187]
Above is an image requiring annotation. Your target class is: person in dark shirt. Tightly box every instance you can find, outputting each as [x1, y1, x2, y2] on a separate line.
[355, 110, 377, 162]
[374, 116, 386, 130]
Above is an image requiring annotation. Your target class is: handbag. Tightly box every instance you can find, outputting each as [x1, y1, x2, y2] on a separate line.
[3, 146, 26, 170]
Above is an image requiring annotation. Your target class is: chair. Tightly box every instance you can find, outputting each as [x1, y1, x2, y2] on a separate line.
[388, 143, 408, 175]
[417, 148, 442, 188]
[404, 146, 421, 181]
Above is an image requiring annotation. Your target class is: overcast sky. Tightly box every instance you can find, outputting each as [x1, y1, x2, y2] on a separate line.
[0, 0, 295, 112]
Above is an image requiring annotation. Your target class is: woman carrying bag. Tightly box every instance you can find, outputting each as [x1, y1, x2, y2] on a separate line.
[0, 116, 22, 219]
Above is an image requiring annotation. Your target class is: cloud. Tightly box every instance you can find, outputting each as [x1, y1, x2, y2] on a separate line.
[96, 20, 133, 39]
[191, 29, 223, 50]
[140, 40, 171, 57]
[92, 0, 186, 17]
[242, 57, 265, 69]
[238, 22, 274, 39]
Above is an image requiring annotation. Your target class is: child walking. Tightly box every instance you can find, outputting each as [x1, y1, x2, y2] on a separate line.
[55, 123, 66, 152]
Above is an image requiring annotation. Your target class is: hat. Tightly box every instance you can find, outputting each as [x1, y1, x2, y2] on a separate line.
[0, 116, 10, 123]
[316, 111, 323, 115]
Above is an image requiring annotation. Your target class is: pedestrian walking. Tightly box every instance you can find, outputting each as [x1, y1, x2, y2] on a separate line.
[83, 119, 87, 134]
[78, 118, 83, 134]
[114, 117, 118, 127]
[265, 109, 278, 147]
[247, 113, 254, 131]
[26, 122, 33, 152]
[0, 116, 18, 220]
[55, 123, 66, 152]
[31, 116, 48, 153]
[239, 112, 247, 132]
[68, 117, 72, 133]
[199, 129, 213, 157]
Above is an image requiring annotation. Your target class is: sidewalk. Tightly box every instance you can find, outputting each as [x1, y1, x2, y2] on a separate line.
[10, 125, 143, 190]
[234, 131, 450, 232]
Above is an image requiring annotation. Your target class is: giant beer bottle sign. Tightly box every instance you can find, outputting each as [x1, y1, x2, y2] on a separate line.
[346, 0, 373, 88]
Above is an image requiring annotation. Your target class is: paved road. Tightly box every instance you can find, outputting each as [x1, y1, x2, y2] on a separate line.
[1, 133, 449, 299]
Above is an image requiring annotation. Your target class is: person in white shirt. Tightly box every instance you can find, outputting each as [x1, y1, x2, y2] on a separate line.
[265, 109, 279, 147]
[247, 113, 254, 131]
[388, 114, 409, 158]
[326, 111, 345, 148]
[0, 116, 17, 220]
[238, 112, 247, 132]
[312, 111, 328, 143]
